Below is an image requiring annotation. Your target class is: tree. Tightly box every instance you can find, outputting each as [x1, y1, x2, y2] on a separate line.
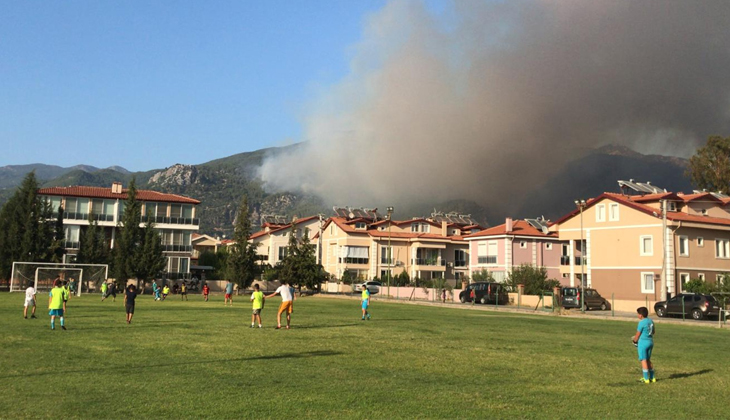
[472, 269, 495, 282]
[278, 225, 326, 291]
[0, 172, 65, 279]
[507, 264, 560, 295]
[687, 136, 730, 192]
[226, 196, 259, 290]
[113, 178, 143, 287]
[76, 216, 110, 265]
[136, 220, 167, 285]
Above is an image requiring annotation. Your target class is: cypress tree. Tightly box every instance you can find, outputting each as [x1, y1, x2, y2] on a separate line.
[113, 178, 143, 287]
[226, 196, 259, 289]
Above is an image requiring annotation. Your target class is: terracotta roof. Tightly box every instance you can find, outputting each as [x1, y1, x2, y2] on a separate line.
[37, 186, 200, 204]
[630, 192, 682, 203]
[464, 220, 558, 239]
[249, 216, 321, 240]
[553, 193, 730, 228]
[676, 192, 723, 203]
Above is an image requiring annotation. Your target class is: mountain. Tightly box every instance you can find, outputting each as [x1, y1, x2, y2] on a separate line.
[515, 145, 692, 221]
[0, 144, 695, 236]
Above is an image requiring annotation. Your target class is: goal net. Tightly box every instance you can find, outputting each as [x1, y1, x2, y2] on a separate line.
[10, 262, 109, 297]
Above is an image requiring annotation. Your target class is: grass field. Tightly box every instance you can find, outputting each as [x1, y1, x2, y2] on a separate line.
[1, 292, 729, 419]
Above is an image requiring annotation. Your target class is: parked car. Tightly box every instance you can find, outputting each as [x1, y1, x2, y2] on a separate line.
[459, 282, 509, 305]
[561, 287, 610, 311]
[654, 293, 721, 320]
[355, 281, 381, 294]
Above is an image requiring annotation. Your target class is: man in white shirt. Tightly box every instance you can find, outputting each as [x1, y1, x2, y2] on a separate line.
[24, 283, 37, 319]
[266, 281, 295, 330]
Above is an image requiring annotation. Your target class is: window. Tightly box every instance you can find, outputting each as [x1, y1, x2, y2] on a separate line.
[182, 205, 193, 218]
[596, 204, 606, 222]
[381, 246, 393, 264]
[545, 243, 552, 250]
[477, 243, 487, 257]
[380, 270, 391, 280]
[410, 223, 430, 233]
[678, 236, 689, 257]
[716, 239, 730, 259]
[454, 249, 467, 267]
[718, 274, 726, 285]
[156, 203, 167, 218]
[278, 246, 289, 260]
[668, 202, 677, 212]
[520, 241, 527, 249]
[562, 243, 570, 256]
[170, 204, 182, 218]
[697, 237, 704, 247]
[679, 273, 690, 291]
[330, 225, 334, 235]
[698, 273, 705, 282]
[455, 272, 463, 280]
[641, 272, 655, 294]
[609, 203, 620, 221]
[340, 246, 369, 264]
[701, 209, 708, 216]
[640, 236, 653, 256]
[355, 222, 366, 229]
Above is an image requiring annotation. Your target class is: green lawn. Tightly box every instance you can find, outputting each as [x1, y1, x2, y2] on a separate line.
[1, 292, 728, 419]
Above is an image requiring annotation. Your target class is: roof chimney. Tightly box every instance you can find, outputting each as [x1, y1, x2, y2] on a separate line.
[111, 182, 122, 194]
[441, 221, 448, 237]
[505, 217, 513, 233]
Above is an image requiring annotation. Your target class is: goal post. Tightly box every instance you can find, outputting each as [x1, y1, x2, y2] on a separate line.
[10, 262, 109, 297]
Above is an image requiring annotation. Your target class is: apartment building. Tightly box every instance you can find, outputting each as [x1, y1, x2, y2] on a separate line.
[248, 216, 321, 268]
[38, 182, 200, 279]
[553, 180, 730, 301]
[319, 209, 482, 283]
[464, 217, 564, 283]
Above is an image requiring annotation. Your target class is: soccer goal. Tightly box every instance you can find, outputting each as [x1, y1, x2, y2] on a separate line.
[10, 262, 109, 297]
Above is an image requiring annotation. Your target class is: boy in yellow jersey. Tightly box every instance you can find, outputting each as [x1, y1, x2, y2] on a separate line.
[250, 284, 265, 328]
[48, 279, 66, 330]
[361, 284, 371, 320]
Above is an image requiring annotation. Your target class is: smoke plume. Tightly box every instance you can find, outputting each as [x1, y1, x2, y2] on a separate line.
[259, 0, 730, 217]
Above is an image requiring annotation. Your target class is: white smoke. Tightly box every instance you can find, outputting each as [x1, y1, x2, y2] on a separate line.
[259, 0, 730, 213]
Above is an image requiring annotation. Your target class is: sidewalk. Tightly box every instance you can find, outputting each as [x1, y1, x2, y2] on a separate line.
[318, 293, 729, 329]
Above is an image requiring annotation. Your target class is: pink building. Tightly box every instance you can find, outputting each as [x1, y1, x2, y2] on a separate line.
[464, 218, 565, 284]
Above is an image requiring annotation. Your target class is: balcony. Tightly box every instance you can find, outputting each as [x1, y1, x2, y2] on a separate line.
[64, 241, 80, 249]
[454, 260, 467, 267]
[141, 215, 200, 226]
[560, 255, 570, 266]
[478, 256, 497, 264]
[162, 245, 193, 252]
[380, 257, 394, 265]
[575, 256, 585, 266]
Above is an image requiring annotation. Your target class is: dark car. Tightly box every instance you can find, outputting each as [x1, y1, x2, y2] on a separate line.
[654, 293, 721, 320]
[459, 282, 509, 305]
[561, 287, 610, 311]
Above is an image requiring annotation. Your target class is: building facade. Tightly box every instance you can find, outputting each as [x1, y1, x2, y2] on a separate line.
[38, 182, 200, 280]
[464, 218, 564, 283]
[553, 188, 730, 301]
[248, 216, 321, 268]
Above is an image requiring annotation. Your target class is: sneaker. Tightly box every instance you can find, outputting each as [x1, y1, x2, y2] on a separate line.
[367, 315, 371, 320]
[651, 378, 657, 383]
[250, 325, 255, 328]
[258, 325, 262, 328]
[61, 326, 67, 331]
[275, 326, 281, 329]
[31, 315, 37, 319]
[285, 326, 290, 330]
[24, 316, 27, 319]
[361, 318, 365, 321]
[641, 378, 650, 384]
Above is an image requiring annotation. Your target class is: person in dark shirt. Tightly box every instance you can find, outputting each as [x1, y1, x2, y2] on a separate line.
[124, 285, 139, 324]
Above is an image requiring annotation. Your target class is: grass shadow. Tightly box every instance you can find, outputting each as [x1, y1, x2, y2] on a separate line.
[293, 323, 361, 329]
[666, 369, 713, 380]
[0, 350, 343, 379]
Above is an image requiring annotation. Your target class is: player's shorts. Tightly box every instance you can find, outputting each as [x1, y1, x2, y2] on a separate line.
[278, 301, 293, 315]
[252, 308, 261, 315]
[225, 293, 232, 299]
[24, 299, 35, 307]
[203, 293, 209, 296]
[49, 309, 64, 317]
[362, 301, 369, 310]
[125, 304, 135, 314]
[638, 341, 653, 361]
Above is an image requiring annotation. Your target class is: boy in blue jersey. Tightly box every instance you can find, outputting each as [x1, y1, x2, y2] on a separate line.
[632, 307, 656, 383]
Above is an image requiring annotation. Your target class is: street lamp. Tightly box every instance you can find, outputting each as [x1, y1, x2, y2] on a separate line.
[574, 199, 587, 312]
[386, 206, 394, 297]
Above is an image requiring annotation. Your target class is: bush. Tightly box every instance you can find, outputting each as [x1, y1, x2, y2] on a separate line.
[507, 264, 557, 295]
[472, 269, 494, 282]
[340, 270, 356, 285]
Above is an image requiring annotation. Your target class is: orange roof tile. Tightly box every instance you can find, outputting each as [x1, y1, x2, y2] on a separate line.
[464, 220, 558, 239]
[38, 186, 200, 204]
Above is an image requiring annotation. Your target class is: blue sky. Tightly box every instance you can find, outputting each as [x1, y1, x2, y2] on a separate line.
[0, 1, 387, 171]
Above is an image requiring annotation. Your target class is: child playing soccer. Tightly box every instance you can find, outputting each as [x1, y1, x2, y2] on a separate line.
[180, 282, 188, 301]
[162, 285, 170, 300]
[266, 281, 294, 329]
[152, 280, 161, 301]
[100, 281, 108, 301]
[62, 280, 70, 315]
[124, 284, 139, 324]
[632, 306, 656, 383]
[224, 280, 234, 306]
[24, 282, 37, 319]
[48, 279, 66, 330]
[361, 284, 371, 320]
[250, 284, 264, 328]
[202, 283, 210, 302]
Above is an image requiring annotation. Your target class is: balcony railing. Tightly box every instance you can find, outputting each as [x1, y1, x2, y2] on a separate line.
[64, 241, 80, 249]
[162, 245, 193, 252]
[560, 255, 570, 266]
[412, 258, 442, 266]
[163, 272, 192, 280]
[64, 212, 89, 221]
[141, 215, 199, 226]
[478, 256, 497, 264]
[575, 256, 586, 266]
[454, 260, 467, 267]
[380, 257, 394, 265]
